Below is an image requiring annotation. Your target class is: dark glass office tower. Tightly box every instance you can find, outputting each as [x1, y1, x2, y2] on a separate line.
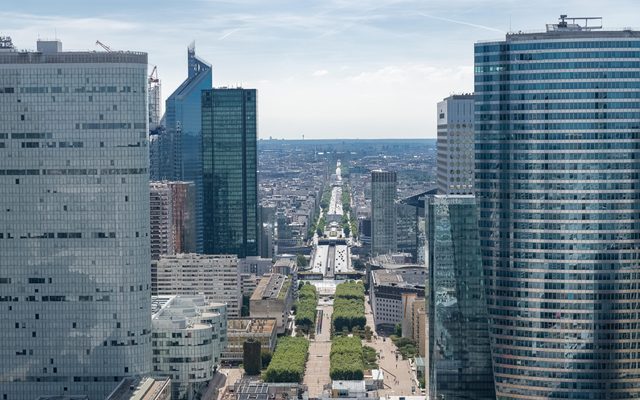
[475, 16, 640, 399]
[163, 43, 212, 252]
[201, 88, 258, 257]
[426, 195, 495, 400]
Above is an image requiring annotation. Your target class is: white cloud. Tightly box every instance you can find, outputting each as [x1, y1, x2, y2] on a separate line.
[312, 69, 329, 77]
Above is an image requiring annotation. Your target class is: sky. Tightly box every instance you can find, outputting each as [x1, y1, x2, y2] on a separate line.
[2, 0, 640, 139]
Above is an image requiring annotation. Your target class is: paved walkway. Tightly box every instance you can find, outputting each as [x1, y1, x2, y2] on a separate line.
[365, 297, 418, 396]
[304, 302, 333, 398]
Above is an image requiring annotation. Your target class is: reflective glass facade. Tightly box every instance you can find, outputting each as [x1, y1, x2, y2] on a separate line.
[371, 170, 397, 255]
[0, 44, 151, 399]
[426, 195, 495, 399]
[201, 88, 258, 257]
[475, 29, 640, 399]
[164, 44, 212, 252]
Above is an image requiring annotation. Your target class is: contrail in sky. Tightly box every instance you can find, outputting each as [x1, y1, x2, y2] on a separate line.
[418, 12, 505, 33]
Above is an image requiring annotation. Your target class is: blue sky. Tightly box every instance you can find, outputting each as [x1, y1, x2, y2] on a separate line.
[3, 0, 639, 139]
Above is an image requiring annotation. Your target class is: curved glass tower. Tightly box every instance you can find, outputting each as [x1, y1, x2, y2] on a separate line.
[475, 17, 640, 399]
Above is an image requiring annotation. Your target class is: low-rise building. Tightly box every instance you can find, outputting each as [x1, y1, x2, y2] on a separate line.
[154, 254, 242, 317]
[151, 295, 227, 399]
[106, 377, 172, 400]
[222, 318, 278, 363]
[370, 267, 426, 329]
[250, 274, 294, 334]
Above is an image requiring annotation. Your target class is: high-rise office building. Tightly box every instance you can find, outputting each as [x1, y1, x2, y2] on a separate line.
[475, 16, 640, 399]
[0, 38, 151, 399]
[371, 170, 397, 255]
[163, 43, 212, 252]
[425, 195, 494, 399]
[149, 181, 196, 260]
[436, 94, 475, 195]
[201, 88, 258, 257]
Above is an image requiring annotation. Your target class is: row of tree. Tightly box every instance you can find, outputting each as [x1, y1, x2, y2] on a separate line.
[295, 283, 318, 333]
[330, 336, 365, 380]
[332, 281, 366, 332]
[263, 336, 310, 383]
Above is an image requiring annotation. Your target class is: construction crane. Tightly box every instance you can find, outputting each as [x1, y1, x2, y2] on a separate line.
[95, 40, 112, 52]
[149, 65, 159, 84]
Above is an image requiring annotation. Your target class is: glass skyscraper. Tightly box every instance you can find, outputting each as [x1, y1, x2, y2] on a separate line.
[163, 43, 212, 252]
[0, 39, 151, 399]
[371, 170, 397, 255]
[201, 88, 258, 257]
[475, 17, 640, 399]
[425, 195, 495, 400]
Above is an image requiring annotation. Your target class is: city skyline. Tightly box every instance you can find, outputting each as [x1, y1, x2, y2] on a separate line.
[3, 0, 639, 139]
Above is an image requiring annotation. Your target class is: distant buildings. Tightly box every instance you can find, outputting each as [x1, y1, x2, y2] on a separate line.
[150, 181, 196, 260]
[250, 273, 294, 334]
[201, 88, 258, 257]
[161, 43, 212, 252]
[151, 295, 227, 399]
[425, 195, 494, 399]
[222, 318, 278, 363]
[0, 38, 151, 399]
[153, 254, 242, 317]
[369, 267, 426, 329]
[475, 17, 640, 398]
[436, 94, 474, 195]
[370, 170, 397, 255]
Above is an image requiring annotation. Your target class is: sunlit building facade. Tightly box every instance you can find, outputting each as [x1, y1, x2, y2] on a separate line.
[475, 17, 640, 399]
[0, 39, 151, 399]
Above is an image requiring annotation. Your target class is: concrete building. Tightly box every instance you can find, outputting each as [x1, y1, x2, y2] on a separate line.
[201, 88, 258, 258]
[436, 94, 474, 195]
[238, 256, 273, 276]
[369, 267, 426, 329]
[475, 16, 640, 399]
[0, 38, 151, 399]
[250, 274, 294, 334]
[371, 170, 397, 255]
[150, 181, 197, 260]
[151, 296, 227, 400]
[153, 254, 241, 317]
[222, 318, 277, 363]
[150, 182, 174, 260]
[106, 377, 171, 400]
[400, 293, 426, 358]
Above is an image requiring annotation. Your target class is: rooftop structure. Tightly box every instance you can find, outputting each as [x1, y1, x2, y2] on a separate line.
[223, 318, 278, 363]
[250, 274, 294, 333]
[106, 377, 171, 400]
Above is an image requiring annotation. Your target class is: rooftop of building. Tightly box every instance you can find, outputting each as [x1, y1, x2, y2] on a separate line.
[251, 273, 290, 301]
[371, 267, 426, 288]
[0, 38, 147, 64]
[158, 253, 238, 263]
[482, 16, 640, 43]
[106, 377, 171, 400]
[152, 295, 225, 329]
[227, 318, 277, 334]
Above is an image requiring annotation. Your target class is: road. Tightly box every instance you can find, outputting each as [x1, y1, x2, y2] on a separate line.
[303, 302, 333, 398]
